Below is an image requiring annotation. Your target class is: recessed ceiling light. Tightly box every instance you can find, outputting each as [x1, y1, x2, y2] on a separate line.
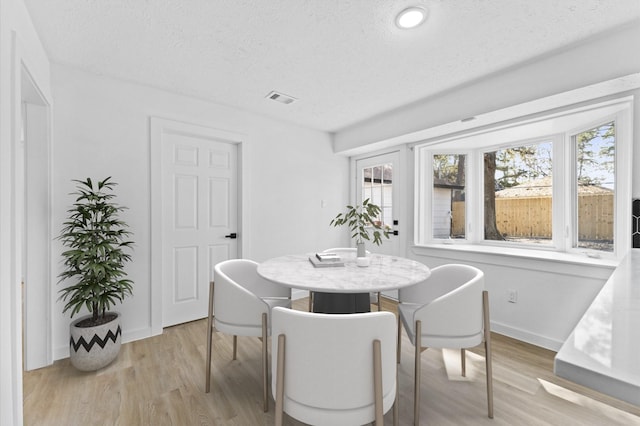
[395, 6, 427, 29]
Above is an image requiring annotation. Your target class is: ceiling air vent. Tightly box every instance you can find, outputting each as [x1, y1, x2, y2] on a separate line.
[266, 91, 297, 105]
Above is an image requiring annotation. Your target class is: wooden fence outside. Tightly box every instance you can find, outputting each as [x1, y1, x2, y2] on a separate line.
[451, 193, 613, 240]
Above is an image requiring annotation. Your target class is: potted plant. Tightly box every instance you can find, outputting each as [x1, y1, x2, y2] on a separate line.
[330, 198, 390, 257]
[57, 177, 134, 371]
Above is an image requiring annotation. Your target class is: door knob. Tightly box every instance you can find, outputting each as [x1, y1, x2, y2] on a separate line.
[224, 233, 237, 239]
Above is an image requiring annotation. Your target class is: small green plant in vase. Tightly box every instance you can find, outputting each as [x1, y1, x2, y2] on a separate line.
[330, 198, 390, 257]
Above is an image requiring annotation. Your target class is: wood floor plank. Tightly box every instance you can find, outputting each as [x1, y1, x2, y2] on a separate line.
[23, 297, 640, 425]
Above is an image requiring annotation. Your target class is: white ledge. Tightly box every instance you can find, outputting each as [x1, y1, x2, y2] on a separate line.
[413, 243, 619, 266]
[554, 249, 640, 406]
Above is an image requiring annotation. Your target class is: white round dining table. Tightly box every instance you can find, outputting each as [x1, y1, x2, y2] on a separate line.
[257, 253, 431, 294]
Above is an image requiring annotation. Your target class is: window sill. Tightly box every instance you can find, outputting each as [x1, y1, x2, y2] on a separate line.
[411, 242, 619, 270]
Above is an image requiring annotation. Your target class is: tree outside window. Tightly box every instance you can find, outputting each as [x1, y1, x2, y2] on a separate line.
[484, 142, 553, 244]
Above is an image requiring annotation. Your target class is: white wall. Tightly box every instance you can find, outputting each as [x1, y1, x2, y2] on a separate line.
[334, 22, 640, 350]
[402, 89, 639, 350]
[50, 64, 350, 359]
[406, 247, 613, 349]
[396, 130, 625, 350]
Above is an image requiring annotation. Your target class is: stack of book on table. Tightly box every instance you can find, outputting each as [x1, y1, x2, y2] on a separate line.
[308, 252, 345, 268]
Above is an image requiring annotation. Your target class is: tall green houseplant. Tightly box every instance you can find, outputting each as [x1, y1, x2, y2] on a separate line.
[58, 177, 134, 327]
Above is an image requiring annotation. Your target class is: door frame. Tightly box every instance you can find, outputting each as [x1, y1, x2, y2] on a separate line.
[21, 67, 52, 371]
[4, 31, 54, 424]
[149, 117, 248, 335]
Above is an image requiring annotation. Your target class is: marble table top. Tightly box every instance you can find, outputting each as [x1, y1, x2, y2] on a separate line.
[257, 253, 431, 293]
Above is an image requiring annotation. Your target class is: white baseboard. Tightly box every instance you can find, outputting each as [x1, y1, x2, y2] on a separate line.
[491, 320, 563, 351]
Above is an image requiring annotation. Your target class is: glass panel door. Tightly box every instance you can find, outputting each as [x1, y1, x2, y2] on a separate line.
[355, 152, 400, 257]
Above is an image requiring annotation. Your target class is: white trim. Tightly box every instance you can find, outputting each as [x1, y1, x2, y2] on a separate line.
[3, 30, 23, 426]
[22, 88, 52, 371]
[491, 321, 563, 351]
[149, 118, 163, 336]
[411, 243, 617, 272]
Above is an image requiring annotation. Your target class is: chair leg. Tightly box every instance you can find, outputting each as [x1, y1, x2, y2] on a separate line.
[373, 339, 383, 426]
[232, 335, 237, 360]
[461, 348, 466, 377]
[376, 292, 381, 311]
[205, 281, 215, 393]
[308, 291, 313, 312]
[393, 365, 399, 426]
[414, 320, 422, 426]
[275, 334, 285, 426]
[262, 312, 269, 413]
[483, 290, 494, 419]
[397, 316, 402, 364]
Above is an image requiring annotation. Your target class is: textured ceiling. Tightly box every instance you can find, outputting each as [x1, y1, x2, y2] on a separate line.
[23, 0, 640, 132]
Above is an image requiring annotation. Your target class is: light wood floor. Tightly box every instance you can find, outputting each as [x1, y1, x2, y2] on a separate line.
[24, 298, 640, 425]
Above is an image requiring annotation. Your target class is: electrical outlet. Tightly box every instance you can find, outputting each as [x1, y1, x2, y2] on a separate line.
[508, 289, 518, 303]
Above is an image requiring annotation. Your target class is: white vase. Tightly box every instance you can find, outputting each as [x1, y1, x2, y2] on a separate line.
[356, 257, 371, 267]
[356, 242, 366, 258]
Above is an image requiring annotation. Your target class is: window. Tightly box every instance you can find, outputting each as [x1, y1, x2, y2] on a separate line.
[574, 122, 615, 252]
[362, 163, 393, 228]
[415, 98, 632, 260]
[484, 140, 553, 245]
[432, 154, 466, 239]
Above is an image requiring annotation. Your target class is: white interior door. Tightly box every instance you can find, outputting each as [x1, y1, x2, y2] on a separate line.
[161, 127, 238, 327]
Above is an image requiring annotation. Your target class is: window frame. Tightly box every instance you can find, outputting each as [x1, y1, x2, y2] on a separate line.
[564, 112, 632, 258]
[414, 97, 633, 261]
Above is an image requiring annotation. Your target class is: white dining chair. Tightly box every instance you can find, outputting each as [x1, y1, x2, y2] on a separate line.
[313, 247, 379, 311]
[271, 307, 398, 426]
[397, 264, 493, 425]
[205, 259, 291, 412]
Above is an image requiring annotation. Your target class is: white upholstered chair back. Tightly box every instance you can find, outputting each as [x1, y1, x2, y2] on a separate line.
[397, 263, 493, 423]
[399, 263, 480, 304]
[207, 258, 291, 412]
[271, 307, 397, 426]
[401, 264, 484, 348]
[213, 259, 290, 335]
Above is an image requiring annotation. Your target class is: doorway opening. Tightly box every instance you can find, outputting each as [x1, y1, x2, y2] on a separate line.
[21, 65, 52, 371]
